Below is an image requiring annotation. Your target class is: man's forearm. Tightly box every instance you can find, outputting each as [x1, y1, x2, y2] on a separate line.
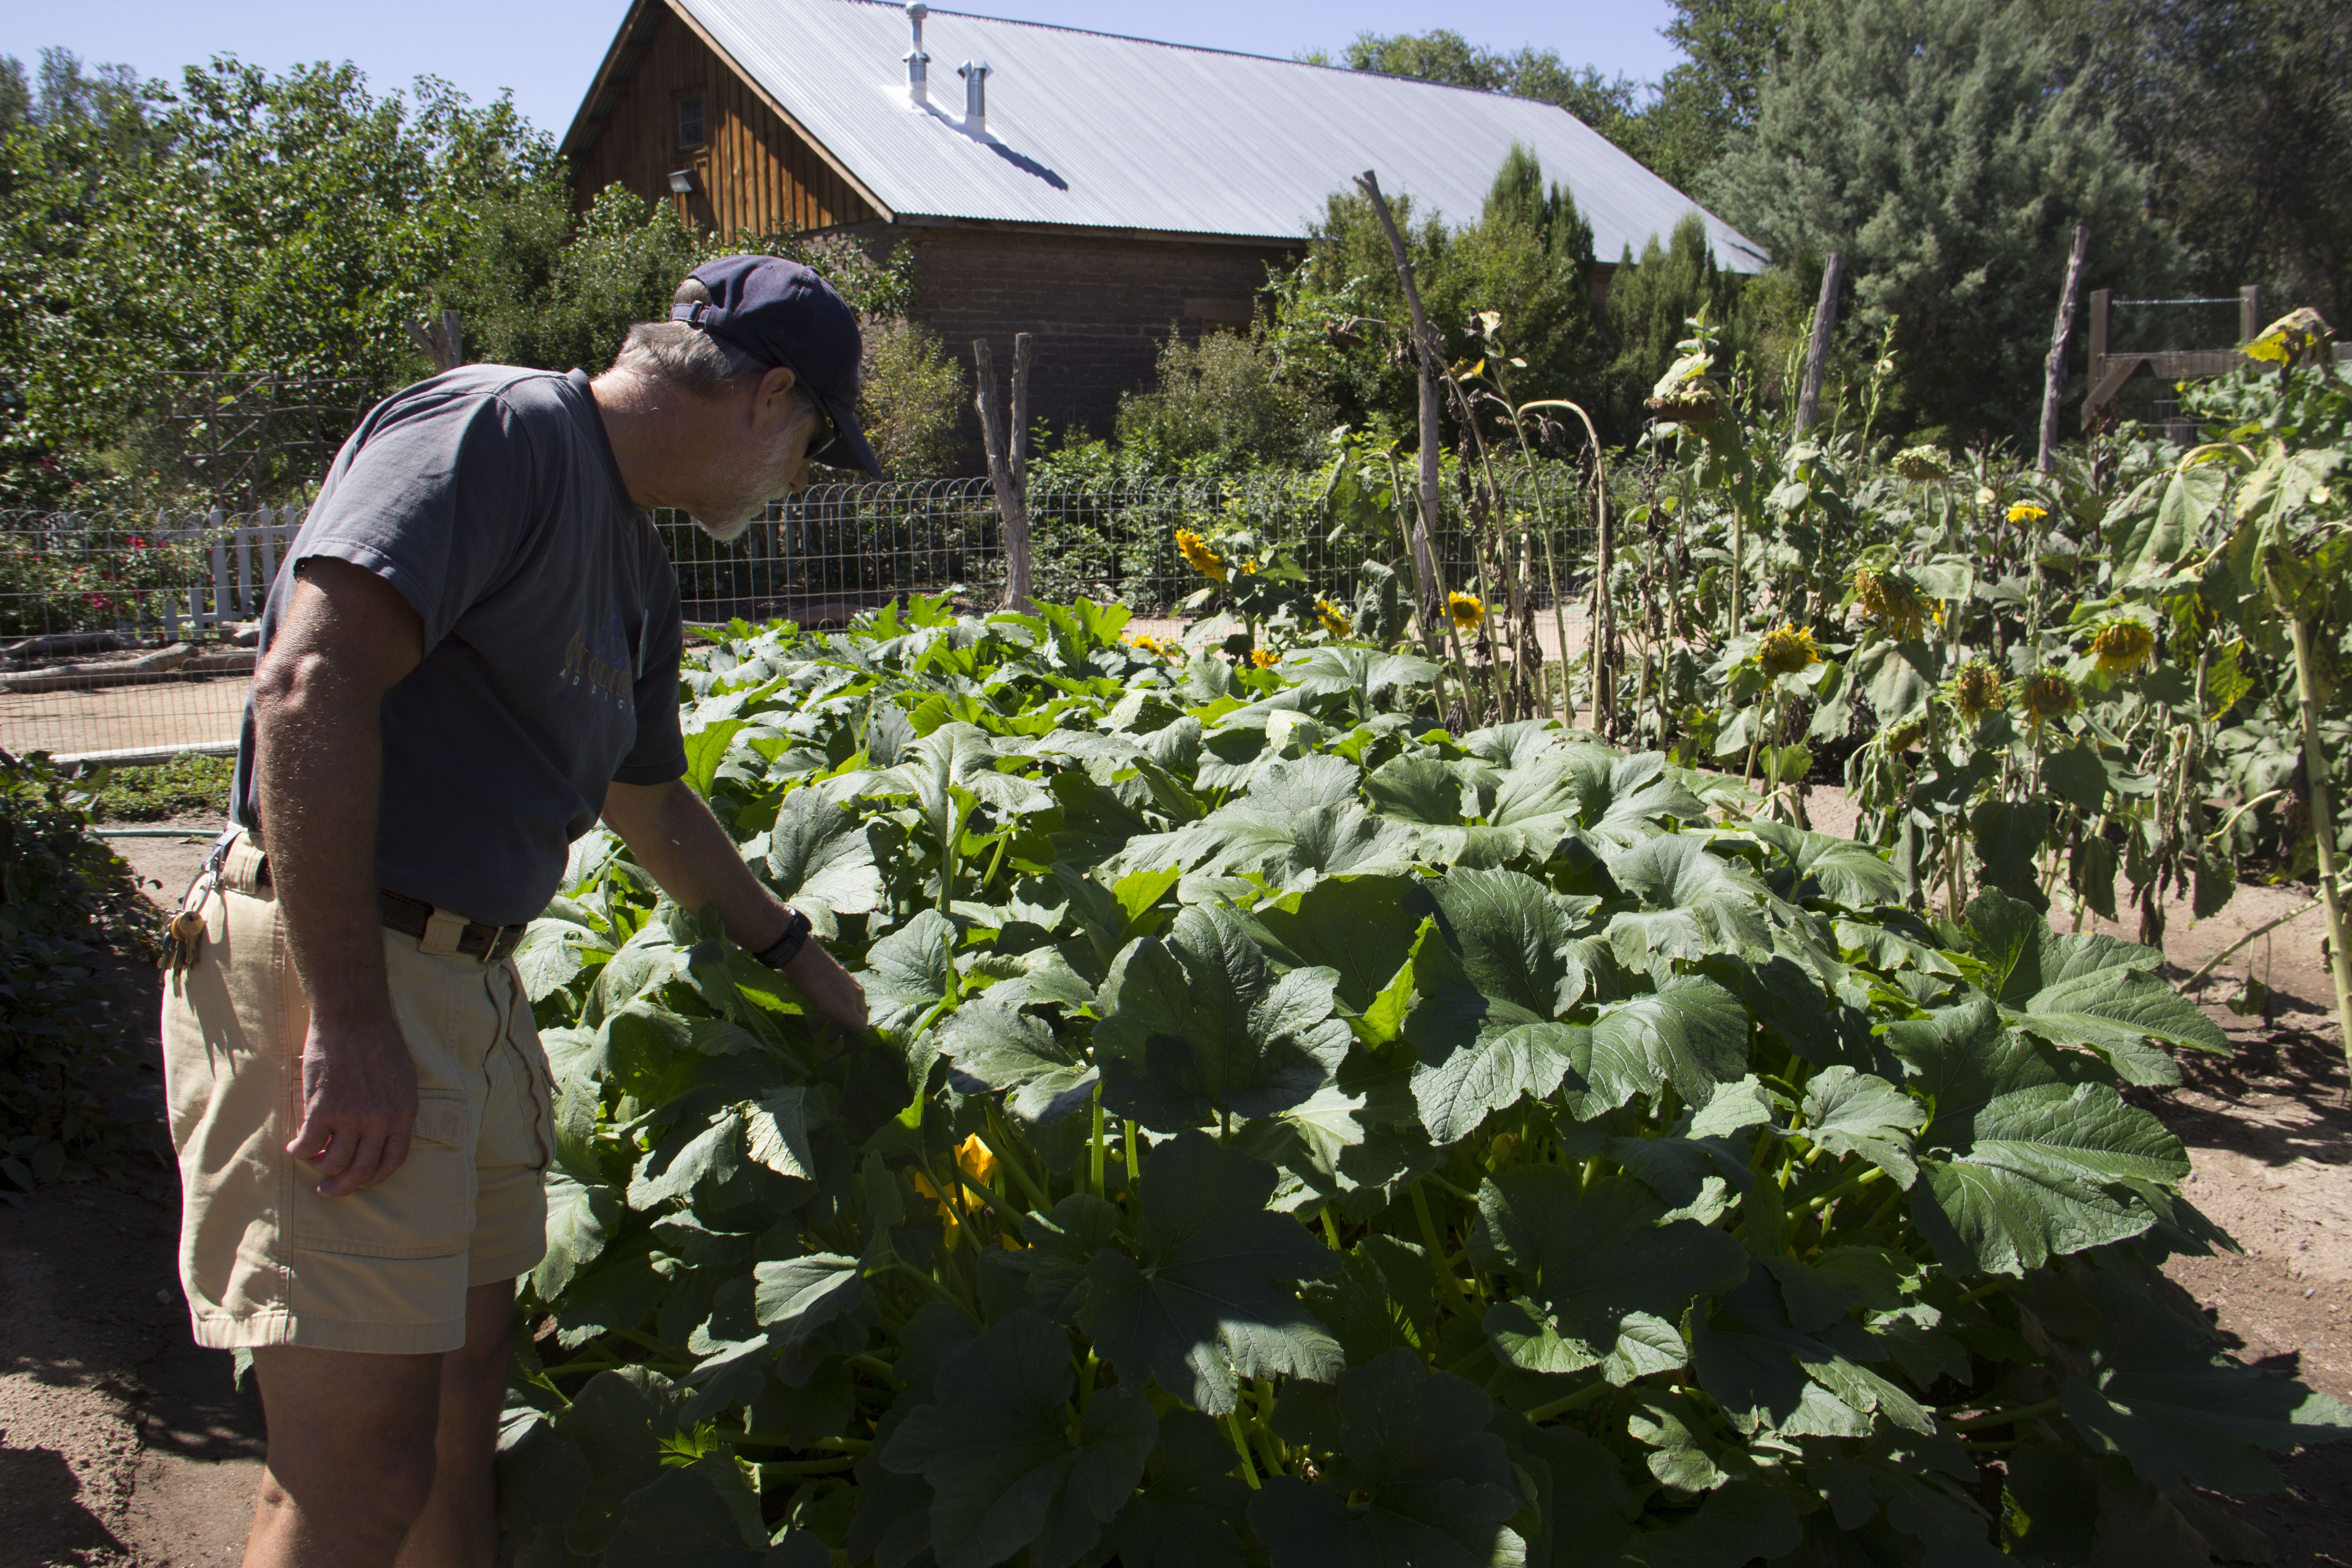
[254, 658, 394, 1022]
[604, 781, 792, 950]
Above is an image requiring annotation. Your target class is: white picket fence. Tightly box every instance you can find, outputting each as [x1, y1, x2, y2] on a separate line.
[125, 502, 306, 644]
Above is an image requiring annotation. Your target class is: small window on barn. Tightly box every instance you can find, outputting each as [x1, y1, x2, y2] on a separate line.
[677, 97, 704, 149]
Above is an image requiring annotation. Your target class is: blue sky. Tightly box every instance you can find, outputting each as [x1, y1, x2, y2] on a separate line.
[0, 0, 1684, 140]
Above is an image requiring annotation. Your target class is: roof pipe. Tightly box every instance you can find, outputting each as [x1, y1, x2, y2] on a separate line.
[959, 58, 989, 136]
[903, 3, 930, 108]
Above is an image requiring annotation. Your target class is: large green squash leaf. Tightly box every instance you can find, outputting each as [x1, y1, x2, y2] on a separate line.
[1576, 975, 1750, 1116]
[1471, 1167, 1749, 1381]
[760, 787, 885, 938]
[1534, 1426, 1801, 1568]
[1096, 1408, 1254, 1568]
[1604, 835, 1774, 967]
[936, 997, 1098, 1125]
[1909, 1082, 2188, 1274]
[1964, 888, 2228, 1083]
[1248, 1349, 1526, 1568]
[1077, 1132, 1342, 1414]
[880, 1310, 1156, 1568]
[1093, 906, 1353, 1128]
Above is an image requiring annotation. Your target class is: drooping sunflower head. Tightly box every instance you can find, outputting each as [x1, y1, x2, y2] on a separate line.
[1175, 528, 1227, 582]
[1882, 713, 1927, 752]
[1852, 563, 1929, 639]
[2006, 501, 2049, 525]
[1645, 385, 1721, 421]
[1315, 598, 1350, 637]
[2083, 614, 2157, 677]
[2013, 669, 2080, 725]
[1892, 445, 1952, 483]
[1250, 647, 1279, 668]
[1948, 659, 2005, 722]
[1447, 591, 1486, 632]
[1756, 622, 1822, 677]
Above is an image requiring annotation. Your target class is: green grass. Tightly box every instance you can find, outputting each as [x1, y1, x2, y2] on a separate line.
[84, 752, 234, 823]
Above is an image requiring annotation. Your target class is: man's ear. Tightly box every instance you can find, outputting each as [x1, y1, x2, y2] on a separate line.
[753, 364, 800, 431]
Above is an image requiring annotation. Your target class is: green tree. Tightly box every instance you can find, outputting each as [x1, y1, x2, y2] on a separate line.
[1334, 31, 1666, 179]
[1703, 0, 2179, 440]
[1601, 212, 1739, 434]
[2068, 0, 2351, 325]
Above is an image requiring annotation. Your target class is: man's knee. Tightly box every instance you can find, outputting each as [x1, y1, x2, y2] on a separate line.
[251, 1344, 444, 1544]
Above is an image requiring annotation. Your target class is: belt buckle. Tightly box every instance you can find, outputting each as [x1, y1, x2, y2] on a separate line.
[420, 906, 470, 958]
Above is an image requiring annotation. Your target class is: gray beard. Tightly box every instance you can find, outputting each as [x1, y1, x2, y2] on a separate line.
[691, 513, 755, 543]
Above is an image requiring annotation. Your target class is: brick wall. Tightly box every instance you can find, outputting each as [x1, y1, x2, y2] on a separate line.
[885, 226, 1299, 463]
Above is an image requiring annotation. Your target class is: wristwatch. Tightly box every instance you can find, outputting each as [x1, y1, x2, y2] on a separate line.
[753, 907, 813, 971]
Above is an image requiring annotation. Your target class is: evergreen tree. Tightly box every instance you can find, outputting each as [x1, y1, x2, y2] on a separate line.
[1703, 0, 2178, 440]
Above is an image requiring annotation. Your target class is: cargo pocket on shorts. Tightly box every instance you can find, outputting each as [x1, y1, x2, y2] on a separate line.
[289, 1087, 477, 1260]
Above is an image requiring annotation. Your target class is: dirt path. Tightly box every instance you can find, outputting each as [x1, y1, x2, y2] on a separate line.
[3, 814, 2347, 1565]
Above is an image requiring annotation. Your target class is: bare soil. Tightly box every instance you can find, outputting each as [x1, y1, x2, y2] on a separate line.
[0, 815, 2345, 1565]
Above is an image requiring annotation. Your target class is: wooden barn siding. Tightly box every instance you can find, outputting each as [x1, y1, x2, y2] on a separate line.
[571, 0, 875, 236]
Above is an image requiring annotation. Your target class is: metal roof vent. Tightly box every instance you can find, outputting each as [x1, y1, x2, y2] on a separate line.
[959, 59, 990, 136]
[902, 3, 930, 108]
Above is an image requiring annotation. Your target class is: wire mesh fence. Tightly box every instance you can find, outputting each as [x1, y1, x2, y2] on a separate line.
[0, 470, 1594, 761]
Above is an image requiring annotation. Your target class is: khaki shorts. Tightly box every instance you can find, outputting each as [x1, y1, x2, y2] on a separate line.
[160, 837, 554, 1354]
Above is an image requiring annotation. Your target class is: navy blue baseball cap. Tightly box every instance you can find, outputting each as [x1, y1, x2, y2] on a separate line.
[670, 255, 883, 479]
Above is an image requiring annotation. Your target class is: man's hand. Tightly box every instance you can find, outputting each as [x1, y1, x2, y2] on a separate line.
[287, 1011, 419, 1197]
[777, 931, 868, 1040]
[603, 778, 868, 1037]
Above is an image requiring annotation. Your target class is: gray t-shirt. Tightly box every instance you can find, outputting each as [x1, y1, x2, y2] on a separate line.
[231, 366, 686, 926]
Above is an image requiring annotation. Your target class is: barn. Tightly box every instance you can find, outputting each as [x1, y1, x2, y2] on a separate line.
[563, 0, 1764, 439]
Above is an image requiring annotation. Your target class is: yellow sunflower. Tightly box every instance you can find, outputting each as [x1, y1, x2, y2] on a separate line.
[1892, 445, 1951, 482]
[2006, 502, 2048, 525]
[1947, 659, 2004, 722]
[1251, 648, 1279, 668]
[1756, 622, 1822, 676]
[1447, 591, 1486, 632]
[1124, 633, 1175, 659]
[1315, 598, 1350, 637]
[1175, 528, 1227, 583]
[1853, 563, 1929, 639]
[2083, 615, 2156, 677]
[2013, 669, 2079, 726]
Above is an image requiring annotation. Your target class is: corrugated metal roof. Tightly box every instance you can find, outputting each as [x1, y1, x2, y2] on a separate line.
[668, 0, 1767, 270]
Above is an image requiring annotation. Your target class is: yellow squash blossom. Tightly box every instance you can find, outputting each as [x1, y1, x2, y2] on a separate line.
[2006, 502, 2048, 525]
[1756, 622, 1822, 676]
[1175, 528, 1227, 583]
[1446, 591, 1485, 632]
[911, 1134, 1008, 1250]
[1315, 598, 1350, 637]
[2084, 615, 2156, 676]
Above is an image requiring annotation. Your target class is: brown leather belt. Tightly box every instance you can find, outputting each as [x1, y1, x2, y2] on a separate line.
[231, 839, 528, 963]
[376, 889, 530, 964]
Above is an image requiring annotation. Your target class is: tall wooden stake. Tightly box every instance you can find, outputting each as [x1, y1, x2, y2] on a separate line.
[974, 338, 1032, 610]
[2038, 225, 2089, 473]
[1792, 252, 1844, 435]
[1355, 171, 1446, 650]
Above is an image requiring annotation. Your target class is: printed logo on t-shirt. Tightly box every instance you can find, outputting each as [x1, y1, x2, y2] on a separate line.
[562, 614, 636, 713]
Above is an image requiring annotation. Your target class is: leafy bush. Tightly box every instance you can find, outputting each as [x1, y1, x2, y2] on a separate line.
[497, 596, 2345, 1567]
[0, 752, 158, 1199]
[81, 751, 233, 823]
[1112, 328, 1334, 474]
[856, 318, 967, 480]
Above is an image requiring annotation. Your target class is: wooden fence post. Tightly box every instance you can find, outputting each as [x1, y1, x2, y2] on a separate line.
[1355, 171, 1446, 648]
[1792, 251, 1844, 435]
[2038, 225, 2090, 473]
[2239, 284, 2262, 344]
[973, 339, 1032, 610]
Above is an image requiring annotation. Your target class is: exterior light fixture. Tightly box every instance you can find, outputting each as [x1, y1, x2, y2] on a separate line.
[667, 169, 697, 195]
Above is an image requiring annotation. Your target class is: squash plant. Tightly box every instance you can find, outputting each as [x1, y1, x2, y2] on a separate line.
[495, 596, 2344, 1568]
